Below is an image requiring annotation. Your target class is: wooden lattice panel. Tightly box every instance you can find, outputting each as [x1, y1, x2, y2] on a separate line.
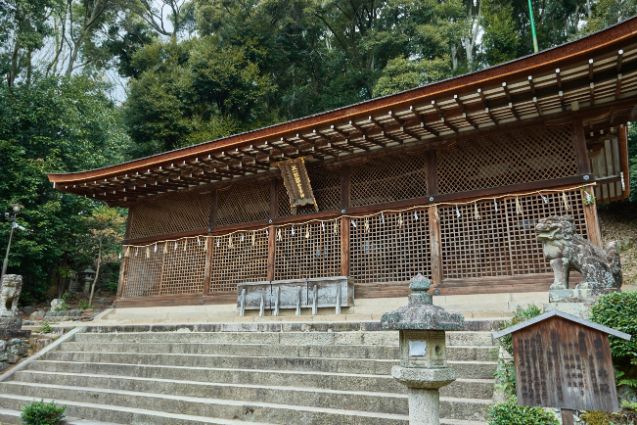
[277, 166, 341, 217]
[158, 238, 207, 295]
[274, 219, 341, 280]
[351, 155, 427, 207]
[216, 182, 271, 227]
[437, 125, 578, 194]
[350, 209, 431, 284]
[439, 189, 587, 279]
[127, 191, 211, 240]
[120, 246, 162, 297]
[210, 230, 269, 294]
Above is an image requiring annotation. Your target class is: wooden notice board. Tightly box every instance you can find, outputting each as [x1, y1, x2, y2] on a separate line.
[512, 316, 617, 411]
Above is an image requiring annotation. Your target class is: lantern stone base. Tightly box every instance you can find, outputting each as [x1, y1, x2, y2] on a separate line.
[392, 366, 457, 425]
[391, 365, 456, 389]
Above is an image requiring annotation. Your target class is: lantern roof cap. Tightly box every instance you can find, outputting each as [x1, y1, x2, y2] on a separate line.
[380, 274, 464, 331]
[492, 309, 631, 340]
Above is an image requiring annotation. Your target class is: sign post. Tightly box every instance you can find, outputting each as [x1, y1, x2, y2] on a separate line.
[493, 310, 631, 419]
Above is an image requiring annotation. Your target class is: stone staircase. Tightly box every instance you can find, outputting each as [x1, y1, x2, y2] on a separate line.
[0, 322, 498, 424]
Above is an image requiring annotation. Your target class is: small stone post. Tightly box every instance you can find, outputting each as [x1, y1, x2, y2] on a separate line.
[381, 274, 464, 425]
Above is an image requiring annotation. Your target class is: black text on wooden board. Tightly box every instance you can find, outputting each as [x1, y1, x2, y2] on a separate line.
[513, 316, 618, 412]
[276, 157, 318, 214]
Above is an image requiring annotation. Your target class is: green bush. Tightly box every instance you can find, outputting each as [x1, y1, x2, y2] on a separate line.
[78, 299, 90, 310]
[581, 408, 637, 425]
[38, 321, 52, 334]
[487, 398, 559, 425]
[591, 291, 637, 388]
[498, 305, 543, 355]
[21, 400, 65, 425]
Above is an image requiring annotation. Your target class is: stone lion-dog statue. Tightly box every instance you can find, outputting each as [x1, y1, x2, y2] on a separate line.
[0, 274, 22, 318]
[535, 216, 621, 292]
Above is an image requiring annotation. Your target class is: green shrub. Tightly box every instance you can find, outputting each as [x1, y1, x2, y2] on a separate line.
[21, 400, 65, 425]
[581, 408, 637, 425]
[591, 291, 637, 388]
[498, 305, 543, 355]
[38, 321, 52, 334]
[487, 398, 559, 425]
[78, 299, 90, 310]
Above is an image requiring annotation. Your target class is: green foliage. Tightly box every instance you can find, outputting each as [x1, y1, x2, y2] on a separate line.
[78, 299, 90, 311]
[0, 77, 130, 302]
[581, 405, 637, 425]
[38, 321, 52, 334]
[494, 357, 517, 397]
[497, 305, 543, 355]
[487, 397, 559, 425]
[591, 291, 637, 388]
[20, 400, 65, 425]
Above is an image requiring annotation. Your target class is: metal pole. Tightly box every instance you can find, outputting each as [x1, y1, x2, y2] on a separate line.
[1, 220, 15, 280]
[527, 0, 539, 53]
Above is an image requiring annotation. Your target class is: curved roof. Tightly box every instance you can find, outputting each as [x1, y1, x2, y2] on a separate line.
[49, 16, 637, 204]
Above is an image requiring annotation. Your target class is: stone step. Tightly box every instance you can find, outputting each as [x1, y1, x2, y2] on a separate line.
[72, 331, 495, 347]
[41, 351, 497, 379]
[27, 360, 494, 398]
[0, 407, 120, 425]
[0, 394, 275, 425]
[0, 382, 490, 423]
[58, 342, 498, 361]
[13, 370, 494, 408]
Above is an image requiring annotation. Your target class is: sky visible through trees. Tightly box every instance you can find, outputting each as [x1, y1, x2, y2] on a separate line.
[0, 0, 636, 301]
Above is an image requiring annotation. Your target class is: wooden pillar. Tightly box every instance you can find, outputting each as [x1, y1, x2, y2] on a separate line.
[582, 189, 603, 247]
[340, 216, 350, 277]
[573, 120, 592, 175]
[116, 254, 128, 299]
[267, 224, 276, 281]
[428, 206, 443, 287]
[619, 124, 630, 199]
[202, 236, 213, 296]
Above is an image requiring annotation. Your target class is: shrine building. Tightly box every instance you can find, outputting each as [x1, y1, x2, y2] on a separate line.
[49, 18, 635, 308]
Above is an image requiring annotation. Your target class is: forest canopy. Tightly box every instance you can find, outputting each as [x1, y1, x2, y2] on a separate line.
[0, 0, 636, 301]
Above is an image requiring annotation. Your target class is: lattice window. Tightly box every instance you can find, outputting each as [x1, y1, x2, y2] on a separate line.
[210, 230, 269, 294]
[127, 191, 211, 240]
[159, 238, 207, 295]
[120, 246, 162, 297]
[216, 182, 271, 227]
[350, 155, 427, 207]
[437, 125, 578, 194]
[350, 209, 431, 285]
[274, 219, 341, 280]
[439, 189, 587, 279]
[277, 167, 342, 217]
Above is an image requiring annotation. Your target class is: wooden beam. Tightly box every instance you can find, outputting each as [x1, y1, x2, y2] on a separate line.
[267, 224, 276, 281]
[203, 237, 213, 296]
[428, 206, 443, 287]
[340, 216, 350, 277]
[582, 191, 602, 247]
[573, 120, 592, 174]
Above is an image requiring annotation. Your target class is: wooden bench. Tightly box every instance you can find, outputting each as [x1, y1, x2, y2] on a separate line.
[237, 276, 354, 316]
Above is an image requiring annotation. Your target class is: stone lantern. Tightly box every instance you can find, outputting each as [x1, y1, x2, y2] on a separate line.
[82, 267, 95, 294]
[381, 274, 464, 425]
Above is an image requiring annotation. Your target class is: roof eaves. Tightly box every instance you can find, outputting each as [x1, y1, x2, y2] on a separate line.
[492, 309, 631, 340]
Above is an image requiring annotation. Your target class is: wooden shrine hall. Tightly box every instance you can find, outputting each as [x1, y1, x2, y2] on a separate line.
[49, 18, 635, 307]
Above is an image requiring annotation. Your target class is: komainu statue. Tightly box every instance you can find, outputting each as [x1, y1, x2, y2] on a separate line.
[0, 275, 22, 318]
[536, 216, 621, 292]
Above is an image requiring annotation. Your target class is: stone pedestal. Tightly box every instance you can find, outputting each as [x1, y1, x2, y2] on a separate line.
[546, 287, 619, 319]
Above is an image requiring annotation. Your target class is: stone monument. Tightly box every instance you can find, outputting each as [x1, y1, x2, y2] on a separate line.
[381, 274, 464, 425]
[536, 215, 622, 316]
[0, 275, 22, 331]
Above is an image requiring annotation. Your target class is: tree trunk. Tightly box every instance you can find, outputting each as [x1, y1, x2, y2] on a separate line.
[89, 240, 102, 307]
